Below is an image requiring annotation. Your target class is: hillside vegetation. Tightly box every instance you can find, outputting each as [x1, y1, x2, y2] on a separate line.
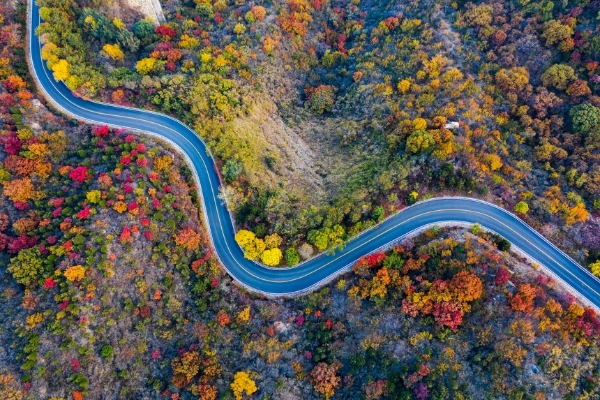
[2, 1, 600, 399]
[32, 0, 600, 269]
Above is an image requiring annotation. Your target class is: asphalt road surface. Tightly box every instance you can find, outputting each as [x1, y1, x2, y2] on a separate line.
[27, 0, 600, 306]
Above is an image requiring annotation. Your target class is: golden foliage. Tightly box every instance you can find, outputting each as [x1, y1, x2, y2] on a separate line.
[235, 229, 266, 260]
[0, 373, 23, 400]
[237, 306, 251, 323]
[2, 178, 38, 203]
[102, 44, 124, 61]
[51, 59, 70, 81]
[564, 203, 588, 225]
[261, 248, 283, 266]
[309, 362, 341, 399]
[230, 371, 257, 400]
[25, 313, 43, 330]
[153, 155, 173, 172]
[171, 351, 201, 386]
[112, 201, 127, 213]
[64, 265, 86, 282]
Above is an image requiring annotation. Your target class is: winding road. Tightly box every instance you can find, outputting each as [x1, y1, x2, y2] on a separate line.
[27, 0, 600, 307]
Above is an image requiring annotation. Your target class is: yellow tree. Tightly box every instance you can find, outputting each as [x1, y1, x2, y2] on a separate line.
[86, 190, 102, 204]
[64, 265, 86, 282]
[179, 34, 200, 50]
[51, 59, 70, 82]
[413, 118, 427, 130]
[591, 261, 600, 277]
[136, 58, 158, 75]
[261, 248, 283, 266]
[230, 371, 257, 400]
[102, 44, 124, 61]
[235, 229, 256, 248]
[235, 230, 266, 260]
[564, 203, 588, 225]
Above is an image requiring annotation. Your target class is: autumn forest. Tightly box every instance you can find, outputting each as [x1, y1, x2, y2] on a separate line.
[2, 0, 600, 398]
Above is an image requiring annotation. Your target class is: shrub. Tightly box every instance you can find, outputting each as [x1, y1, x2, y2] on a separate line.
[100, 345, 113, 359]
[285, 247, 301, 266]
[306, 85, 336, 114]
[223, 159, 243, 183]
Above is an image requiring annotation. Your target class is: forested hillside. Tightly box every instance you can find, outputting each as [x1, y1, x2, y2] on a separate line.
[2, 0, 600, 399]
[32, 0, 600, 270]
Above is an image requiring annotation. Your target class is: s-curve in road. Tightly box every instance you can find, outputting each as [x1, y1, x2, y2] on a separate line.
[27, 0, 600, 306]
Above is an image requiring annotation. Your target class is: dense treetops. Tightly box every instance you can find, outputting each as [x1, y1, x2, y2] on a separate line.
[3, 0, 600, 398]
[33, 0, 600, 279]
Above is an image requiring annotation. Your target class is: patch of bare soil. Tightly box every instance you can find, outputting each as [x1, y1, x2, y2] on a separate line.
[252, 64, 367, 205]
[232, 98, 327, 205]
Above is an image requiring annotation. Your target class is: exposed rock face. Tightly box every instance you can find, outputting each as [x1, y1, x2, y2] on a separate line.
[121, 0, 165, 24]
[444, 121, 460, 130]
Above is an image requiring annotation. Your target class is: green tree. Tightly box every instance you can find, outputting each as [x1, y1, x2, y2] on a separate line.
[372, 205, 385, 221]
[107, 67, 136, 88]
[133, 19, 156, 46]
[223, 159, 243, 183]
[570, 103, 600, 134]
[100, 345, 114, 359]
[116, 29, 140, 53]
[80, 9, 117, 42]
[308, 229, 329, 251]
[470, 223, 482, 235]
[196, 2, 215, 19]
[406, 130, 435, 153]
[541, 64, 577, 90]
[285, 247, 301, 266]
[514, 201, 529, 214]
[7, 247, 47, 286]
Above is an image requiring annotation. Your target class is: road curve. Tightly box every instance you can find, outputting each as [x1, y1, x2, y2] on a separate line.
[27, 0, 600, 305]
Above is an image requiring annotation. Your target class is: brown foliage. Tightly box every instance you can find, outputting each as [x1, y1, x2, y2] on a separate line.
[309, 362, 341, 399]
[490, 29, 507, 46]
[0, 213, 9, 231]
[3, 155, 36, 176]
[171, 350, 201, 387]
[566, 80, 591, 98]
